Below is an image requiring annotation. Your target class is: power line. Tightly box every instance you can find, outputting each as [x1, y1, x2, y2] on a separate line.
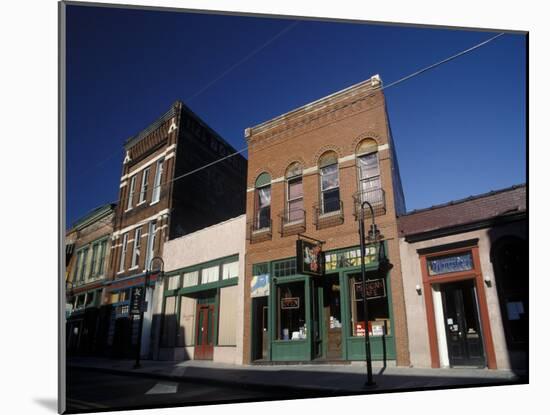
[74, 20, 300, 179]
[147, 31, 506, 193]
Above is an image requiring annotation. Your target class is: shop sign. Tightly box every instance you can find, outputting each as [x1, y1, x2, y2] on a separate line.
[251, 274, 270, 297]
[354, 278, 386, 300]
[325, 246, 378, 272]
[427, 252, 473, 276]
[129, 286, 144, 315]
[281, 297, 300, 309]
[296, 240, 323, 276]
[356, 322, 366, 337]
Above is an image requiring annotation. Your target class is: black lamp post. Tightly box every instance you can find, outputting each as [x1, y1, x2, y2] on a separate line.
[134, 256, 164, 369]
[358, 201, 380, 388]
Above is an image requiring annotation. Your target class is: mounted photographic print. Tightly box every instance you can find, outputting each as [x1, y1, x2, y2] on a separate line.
[60, 1, 528, 413]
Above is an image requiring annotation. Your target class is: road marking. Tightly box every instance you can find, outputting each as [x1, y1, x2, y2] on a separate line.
[145, 381, 178, 395]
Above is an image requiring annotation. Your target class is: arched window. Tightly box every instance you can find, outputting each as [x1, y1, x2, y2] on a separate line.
[285, 162, 304, 222]
[356, 139, 381, 204]
[255, 172, 271, 229]
[319, 151, 340, 214]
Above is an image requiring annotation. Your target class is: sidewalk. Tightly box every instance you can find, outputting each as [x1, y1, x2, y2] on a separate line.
[67, 357, 525, 394]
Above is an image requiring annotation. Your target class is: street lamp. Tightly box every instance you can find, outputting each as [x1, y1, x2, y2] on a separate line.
[134, 256, 165, 369]
[358, 200, 380, 388]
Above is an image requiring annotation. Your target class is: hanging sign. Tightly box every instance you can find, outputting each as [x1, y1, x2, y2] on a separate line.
[296, 239, 323, 276]
[129, 286, 144, 315]
[281, 297, 300, 309]
[354, 278, 386, 300]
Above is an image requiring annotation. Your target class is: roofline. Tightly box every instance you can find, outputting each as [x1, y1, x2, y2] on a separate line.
[68, 202, 117, 233]
[124, 102, 180, 150]
[401, 183, 526, 217]
[402, 211, 526, 243]
[245, 75, 383, 138]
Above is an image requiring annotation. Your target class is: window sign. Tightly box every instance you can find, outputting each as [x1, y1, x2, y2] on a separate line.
[281, 297, 300, 309]
[427, 252, 473, 276]
[251, 274, 269, 297]
[354, 278, 386, 300]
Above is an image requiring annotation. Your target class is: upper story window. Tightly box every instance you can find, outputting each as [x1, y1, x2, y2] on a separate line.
[127, 175, 137, 210]
[254, 173, 271, 230]
[319, 151, 340, 214]
[151, 158, 164, 204]
[285, 162, 304, 223]
[119, 233, 129, 273]
[356, 139, 381, 204]
[131, 227, 142, 268]
[145, 220, 157, 270]
[139, 167, 151, 204]
[78, 247, 89, 282]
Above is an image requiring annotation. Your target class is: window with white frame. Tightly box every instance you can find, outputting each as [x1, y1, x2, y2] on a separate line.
[285, 162, 304, 222]
[131, 227, 142, 268]
[97, 239, 107, 275]
[183, 271, 199, 287]
[127, 175, 137, 210]
[319, 152, 340, 214]
[139, 167, 151, 203]
[151, 158, 164, 204]
[119, 233, 129, 272]
[90, 243, 99, 277]
[356, 139, 381, 204]
[73, 249, 84, 282]
[145, 221, 157, 270]
[254, 173, 271, 230]
[201, 265, 219, 284]
[79, 247, 89, 281]
[222, 261, 239, 280]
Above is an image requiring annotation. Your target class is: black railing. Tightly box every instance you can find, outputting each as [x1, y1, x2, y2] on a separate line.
[279, 208, 306, 236]
[247, 218, 272, 242]
[313, 200, 344, 230]
[353, 188, 386, 219]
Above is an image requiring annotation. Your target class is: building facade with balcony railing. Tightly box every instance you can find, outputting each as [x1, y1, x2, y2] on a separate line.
[243, 75, 410, 366]
[65, 202, 116, 357]
[104, 101, 247, 360]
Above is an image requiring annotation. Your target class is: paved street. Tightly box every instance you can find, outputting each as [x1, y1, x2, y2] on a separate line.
[66, 367, 309, 413]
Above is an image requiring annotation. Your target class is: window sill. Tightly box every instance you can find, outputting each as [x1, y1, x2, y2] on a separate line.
[137, 200, 147, 207]
[283, 219, 305, 227]
[116, 270, 125, 275]
[129, 266, 139, 271]
[319, 210, 342, 219]
[150, 199, 160, 206]
[124, 207, 133, 213]
[252, 227, 270, 235]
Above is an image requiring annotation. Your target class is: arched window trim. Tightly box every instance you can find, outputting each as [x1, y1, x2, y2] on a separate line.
[254, 172, 271, 230]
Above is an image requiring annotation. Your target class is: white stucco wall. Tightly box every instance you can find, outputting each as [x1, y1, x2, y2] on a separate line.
[162, 215, 246, 364]
[399, 221, 525, 370]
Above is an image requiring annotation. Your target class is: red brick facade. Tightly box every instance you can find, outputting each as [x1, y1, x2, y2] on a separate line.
[243, 77, 410, 365]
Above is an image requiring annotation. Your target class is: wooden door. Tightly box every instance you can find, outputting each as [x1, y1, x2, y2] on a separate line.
[194, 305, 214, 360]
[442, 280, 485, 367]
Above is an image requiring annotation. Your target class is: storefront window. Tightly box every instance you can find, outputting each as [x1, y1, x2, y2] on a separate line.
[277, 281, 306, 340]
[349, 273, 391, 337]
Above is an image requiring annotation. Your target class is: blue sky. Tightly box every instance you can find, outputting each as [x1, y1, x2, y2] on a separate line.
[66, 5, 526, 227]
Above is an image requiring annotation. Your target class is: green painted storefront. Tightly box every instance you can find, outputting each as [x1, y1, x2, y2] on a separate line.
[251, 243, 396, 362]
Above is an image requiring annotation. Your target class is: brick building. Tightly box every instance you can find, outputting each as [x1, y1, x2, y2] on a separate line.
[66, 203, 116, 356]
[242, 75, 411, 365]
[105, 101, 247, 359]
[398, 184, 527, 371]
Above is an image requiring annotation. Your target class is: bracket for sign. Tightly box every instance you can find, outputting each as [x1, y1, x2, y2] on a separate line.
[297, 234, 325, 245]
